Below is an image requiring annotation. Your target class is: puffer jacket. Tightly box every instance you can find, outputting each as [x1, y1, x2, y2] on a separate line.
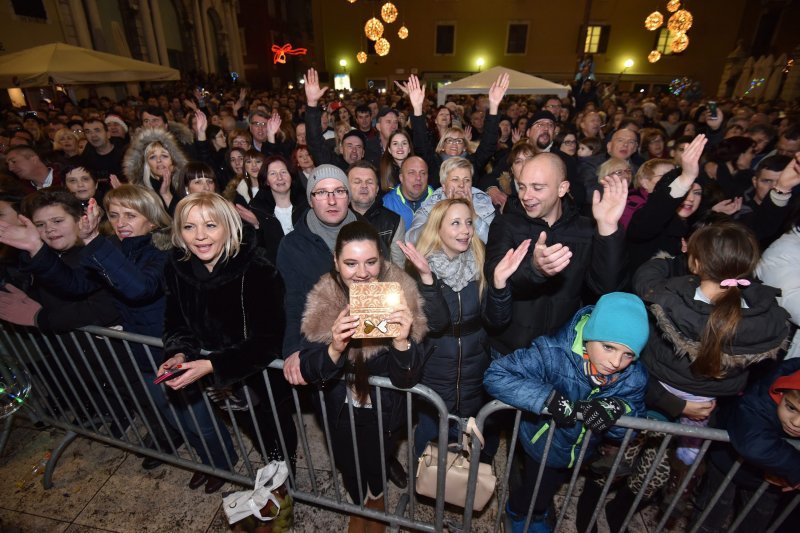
[405, 187, 496, 244]
[484, 305, 648, 468]
[420, 277, 511, 417]
[708, 358, 800, 490]
[633, 256, 790, 418]
[484, 197, 627, 355]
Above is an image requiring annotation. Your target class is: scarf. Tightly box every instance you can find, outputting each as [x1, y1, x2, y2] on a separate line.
[305, 209, 357, 252]
[427, 249, 478, 293]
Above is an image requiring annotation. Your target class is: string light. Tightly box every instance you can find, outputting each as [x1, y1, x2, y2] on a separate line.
[648, 50, 662, 63]
[374, 37, 390, 57]
[380, 3, 398, 24]
[364, 17, 384, 41]
[666, 0, 680, 13]
[670, 33, 689, 53]
[398, 25, 409, 39]
[667, 9, 693, 33]
[644, 11, 664, 31]
[357, 51, 367, 64]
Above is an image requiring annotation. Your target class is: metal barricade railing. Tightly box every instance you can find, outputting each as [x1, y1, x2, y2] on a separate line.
[0, 322, 452, 532]
[459, 400, 800, 533]
[3, 320, 800, 532]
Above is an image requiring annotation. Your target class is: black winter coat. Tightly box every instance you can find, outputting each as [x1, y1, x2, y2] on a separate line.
[163, 230, 286, 387]
[21, 245, 121, 333]
[484, 198, 627, 355]
[419, 277, 512, 416]
[633, 256, 790, 418]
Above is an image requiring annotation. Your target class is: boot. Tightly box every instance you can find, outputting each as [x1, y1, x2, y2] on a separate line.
[347, 514, 366, 533]
[605, 484, 638, 533]
[364, 494, 386, 533]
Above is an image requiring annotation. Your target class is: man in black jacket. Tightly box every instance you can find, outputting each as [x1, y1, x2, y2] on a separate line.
[485, 152, 628, 356]
[347, 160, 405, 265]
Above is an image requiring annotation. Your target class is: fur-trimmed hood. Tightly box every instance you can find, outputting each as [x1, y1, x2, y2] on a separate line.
[301, 263, 428, 361]
[648, 277, 790, 373]
[122, 127, 189, 190]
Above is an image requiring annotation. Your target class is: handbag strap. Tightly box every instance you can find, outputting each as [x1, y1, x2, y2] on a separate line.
[461, 417, 485, 452]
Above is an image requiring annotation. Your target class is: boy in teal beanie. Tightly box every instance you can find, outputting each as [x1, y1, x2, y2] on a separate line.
[484, 292, 650, 533]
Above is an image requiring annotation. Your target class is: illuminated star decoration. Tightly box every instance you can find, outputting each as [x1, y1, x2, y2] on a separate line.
[271, 43, 308, 64]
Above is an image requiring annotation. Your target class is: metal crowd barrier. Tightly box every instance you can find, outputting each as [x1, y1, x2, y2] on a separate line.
[0, 323, 452, 532]
[2, 321, 799, 533]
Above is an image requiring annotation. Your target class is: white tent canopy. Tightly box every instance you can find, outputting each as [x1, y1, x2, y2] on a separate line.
[437, 66, 569, 105]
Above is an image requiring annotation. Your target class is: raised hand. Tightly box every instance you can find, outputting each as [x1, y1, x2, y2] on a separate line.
[777, 153, 800, 192]
[193, 109, 208, 140]
[109, 174, 122, 189]
[488, 72, 510, 114]
[266, 112, 282, 143]
[0, 214, 43, 255]
[511, 127, 522, 144]
[78, 198, 101, 244]
[395, 75, 425, 115]
[532, 231, 571, 277]
[303, 68, 328, 107]
[396, 241, 433, 285]
[592, 173, 628, 236]
[493, 239, 531, 289]
[705, 107, 724, 131]
[676, 133, 707, 187]
[464, 125, 473, 140]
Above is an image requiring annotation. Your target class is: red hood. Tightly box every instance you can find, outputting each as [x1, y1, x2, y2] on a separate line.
[769, 370, 800, 405]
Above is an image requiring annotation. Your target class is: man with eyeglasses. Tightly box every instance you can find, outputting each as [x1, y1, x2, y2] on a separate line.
[543, 98, 564, 124]
[248, 110, 272, 153]
[578, 127, 641, 204]
[303, 69, 367, 172]
[278, 164, 358, 386]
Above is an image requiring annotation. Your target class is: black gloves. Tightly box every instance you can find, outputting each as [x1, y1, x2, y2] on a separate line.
[576, 397, 627, 433]
[544, 390, 577, 428]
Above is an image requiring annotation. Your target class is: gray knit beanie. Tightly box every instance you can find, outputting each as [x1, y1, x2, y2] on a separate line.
[306, 164, 351, 202]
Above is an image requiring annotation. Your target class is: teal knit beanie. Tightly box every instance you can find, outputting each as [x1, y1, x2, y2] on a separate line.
[583, 292, 649, 358]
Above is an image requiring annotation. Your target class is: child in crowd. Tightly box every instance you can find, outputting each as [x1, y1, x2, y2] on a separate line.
[692, 359, 800, 533]
[484, 292, 650, 533]
[577, 136, 601, 158]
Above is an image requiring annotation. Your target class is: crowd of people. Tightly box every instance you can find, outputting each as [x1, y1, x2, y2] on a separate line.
[0, 66, 799, 532]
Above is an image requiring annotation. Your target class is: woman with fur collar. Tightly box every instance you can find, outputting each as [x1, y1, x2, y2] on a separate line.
[298, 221, 427, 530]
[122, 127, 188, 213]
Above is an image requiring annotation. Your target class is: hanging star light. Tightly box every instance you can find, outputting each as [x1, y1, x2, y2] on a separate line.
[381, 2, 398, 24]
[648, 50, 662, 63]
[365, 17, 384, 41]
[667, 9, 693, 33]
[670, 33, 689, 53]
[374, 37, 390, 57]
[666, 0, 681, 13]
[644, 11, 664, 31]
[357, 51, 367, 64]
[398, 25, 409, 39]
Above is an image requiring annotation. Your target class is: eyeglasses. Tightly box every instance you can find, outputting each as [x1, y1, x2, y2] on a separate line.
[614, 140, 638, 147]
[310, 188, 349, 199]
[561, 140, 577, 146]
[444, 138, 465, 146]
[251, 121, 268, 128]
[610, 168, 633, 178]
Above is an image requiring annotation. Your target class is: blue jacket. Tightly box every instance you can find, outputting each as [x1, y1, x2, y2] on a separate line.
[709, 358, 800, 488]
[484, 305, 648, 468]
[382, 186, 433, 229]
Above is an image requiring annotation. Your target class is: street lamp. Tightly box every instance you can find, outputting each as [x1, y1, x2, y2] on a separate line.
[476, 57, 485, 72]
[623, 58, 634, 70]
[339, 59, 348, 73]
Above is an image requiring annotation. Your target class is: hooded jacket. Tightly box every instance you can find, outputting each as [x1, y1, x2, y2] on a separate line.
[122, 127, 189, 195]
[633, 256, 790, 418]
[708, 358, 800, 489]
[484, 305, 648, 468]
[404, 187, 496, 244]
[299, 263, 428, 430]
